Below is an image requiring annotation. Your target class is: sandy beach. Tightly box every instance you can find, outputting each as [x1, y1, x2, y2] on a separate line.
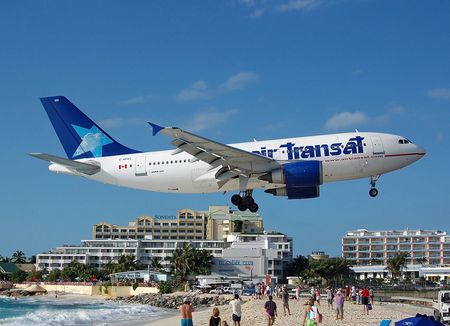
[145, 295, 433, 326]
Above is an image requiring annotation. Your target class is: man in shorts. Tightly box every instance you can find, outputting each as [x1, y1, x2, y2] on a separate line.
[230, 294, 242, 326]
[334, 289, 344, 321]
[179, 297, 194, 326]
[361, 287, 370, 315]
[264, 295, 277, 326]
[281, 286, 291, 316]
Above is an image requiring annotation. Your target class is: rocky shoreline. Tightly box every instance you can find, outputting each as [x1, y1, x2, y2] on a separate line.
[109, 293, 236, 310]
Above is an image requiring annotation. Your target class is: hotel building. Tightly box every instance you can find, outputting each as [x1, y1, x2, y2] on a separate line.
[342, 229, 450, 266]
[92, 206, 263, 241]
[36, 206, 291, 280]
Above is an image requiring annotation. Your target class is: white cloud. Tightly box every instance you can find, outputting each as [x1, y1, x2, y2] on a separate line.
[428, 88, 450, 100]
[99, 117, 145, 129]
[176, 80, 209, 101]
[248, 8, 265, 18]
[324, 105, 407, 131]
[176, 72, 259, 101]
[277, 0, 322, 12]
[218, 72, 260, 92]
[186, 109, 239, 132]
[120, 96, 147, 105]
[325, 111, 369, 130]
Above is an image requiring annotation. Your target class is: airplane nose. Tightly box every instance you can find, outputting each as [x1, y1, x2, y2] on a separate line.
[417, 145, 426, 156]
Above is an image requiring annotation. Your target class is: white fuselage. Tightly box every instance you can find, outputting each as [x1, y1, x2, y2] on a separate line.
[49, 132, 425, 194]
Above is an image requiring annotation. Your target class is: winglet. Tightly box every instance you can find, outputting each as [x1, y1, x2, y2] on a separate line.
[148, 122, 165, 136]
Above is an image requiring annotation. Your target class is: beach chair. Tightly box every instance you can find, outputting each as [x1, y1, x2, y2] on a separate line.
[379, 320, 391, 326]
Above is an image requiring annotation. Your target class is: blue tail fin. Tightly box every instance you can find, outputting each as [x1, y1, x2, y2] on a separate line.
[40, 96, 140, 159]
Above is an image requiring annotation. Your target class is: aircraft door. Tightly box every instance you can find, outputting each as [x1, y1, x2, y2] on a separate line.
[135, 156, 147, 176]
[371, 136, 385, 155]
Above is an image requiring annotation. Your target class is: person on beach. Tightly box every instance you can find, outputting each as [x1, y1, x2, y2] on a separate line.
[209, 307, 222, 326]
[179, 297, 194, 326]
[302, 298, 320, 326]
[264, 295, 277, 326]
[326, 286, 333, 309]
[369, 287, 374, 304]
[334, 289, 344, 321]
[345, 286, 350, 301]
[315, 288, 321, 306]
[281, 286, 291, 316]
[229, 294, 242, 326]
[361, 287, 370, 315]
[295, 285, 301, 300]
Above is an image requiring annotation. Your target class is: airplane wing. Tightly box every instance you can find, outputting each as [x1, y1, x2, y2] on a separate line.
[148, 123, 280, 182]
[29, 153, 101, 175]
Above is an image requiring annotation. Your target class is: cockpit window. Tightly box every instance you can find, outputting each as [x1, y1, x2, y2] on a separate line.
[398, 139, 404, 144]
[398, 139, 413, 144]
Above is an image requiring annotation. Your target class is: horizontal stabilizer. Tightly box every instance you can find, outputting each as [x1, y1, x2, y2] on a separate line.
[29, 153, 101, 175]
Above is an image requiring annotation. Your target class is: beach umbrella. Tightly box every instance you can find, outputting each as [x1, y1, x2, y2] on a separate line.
[395, 315, 444, 326]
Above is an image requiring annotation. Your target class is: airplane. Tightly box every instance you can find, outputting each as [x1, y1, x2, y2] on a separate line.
[30, 96, 426, 213]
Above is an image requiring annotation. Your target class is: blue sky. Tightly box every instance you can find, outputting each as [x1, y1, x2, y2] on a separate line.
[1, 0, 449, 258]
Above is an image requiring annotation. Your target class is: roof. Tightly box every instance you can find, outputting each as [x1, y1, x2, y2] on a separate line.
[0, 262, 20, 274]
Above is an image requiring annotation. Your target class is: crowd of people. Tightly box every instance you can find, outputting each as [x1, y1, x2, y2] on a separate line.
[179, 284, 375, 326]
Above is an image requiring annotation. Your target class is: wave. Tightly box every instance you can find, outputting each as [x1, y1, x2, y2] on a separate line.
[0, 297, 174, 326]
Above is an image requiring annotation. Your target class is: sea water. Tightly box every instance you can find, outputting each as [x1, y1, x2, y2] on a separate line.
[0, 295, 174, 325]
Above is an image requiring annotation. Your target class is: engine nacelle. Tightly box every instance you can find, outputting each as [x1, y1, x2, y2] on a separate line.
[265, 186, 320, 199]
[259, 161, 323, 187]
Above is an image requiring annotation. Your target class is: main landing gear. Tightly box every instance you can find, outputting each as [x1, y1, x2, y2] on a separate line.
[369, 175, 380, 197]
[231, 190, 259, 213]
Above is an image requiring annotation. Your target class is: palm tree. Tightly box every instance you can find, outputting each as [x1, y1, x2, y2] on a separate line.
[386, 251, 409, 281]
[116, 255, 140, 272]
[195, 250, 214, 275]
[150, 257, 163, 272]
[12, 251, 26, 263]
[169, 243, 195, 279]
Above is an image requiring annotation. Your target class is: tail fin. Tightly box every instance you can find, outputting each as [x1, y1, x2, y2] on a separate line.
[40, 96, 140, 159]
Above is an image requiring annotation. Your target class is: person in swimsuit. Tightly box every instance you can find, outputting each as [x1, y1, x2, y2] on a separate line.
[209, 307, 222, 326]
[264, 295, 277, 326]
[179, 297, 194, 326]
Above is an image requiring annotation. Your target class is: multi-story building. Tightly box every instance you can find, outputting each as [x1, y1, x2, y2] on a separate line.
[342, 229, 450, 266]
[93, 208, 207, 240]
[92, 206, 263, 241]
[206, 206, 263, 240]
[37, 206, 290, 279]
[213, 232, 293, 280]
[37, 239, 230, 272]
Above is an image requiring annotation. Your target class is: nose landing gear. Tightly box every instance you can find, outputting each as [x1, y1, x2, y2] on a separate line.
[369, 175, 380, 197]
[230, 191, 259, 212]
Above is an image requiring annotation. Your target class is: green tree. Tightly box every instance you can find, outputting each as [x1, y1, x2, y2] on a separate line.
[304, 258, 353, 286]
[194, 249, 214, 275]
[116, 255, 142, 273]
[386, 251, 409, 281]
[169, 243, 195, 279]
[11, 270, 27, 283]
[285, 255, 309, 279]
[46, 269, 62, 282]
[150, 257, 163, 272]
[27, 271, 43, 282]
[12, 251, 26, 263]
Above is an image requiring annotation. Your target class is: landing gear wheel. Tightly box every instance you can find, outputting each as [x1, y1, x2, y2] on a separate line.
[369, 188, 378, 197]
[249, 203, 259, 213]
[238, 202, 248, 212]
[242, 195, 254, 206]
[231, 194, 242, 206]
